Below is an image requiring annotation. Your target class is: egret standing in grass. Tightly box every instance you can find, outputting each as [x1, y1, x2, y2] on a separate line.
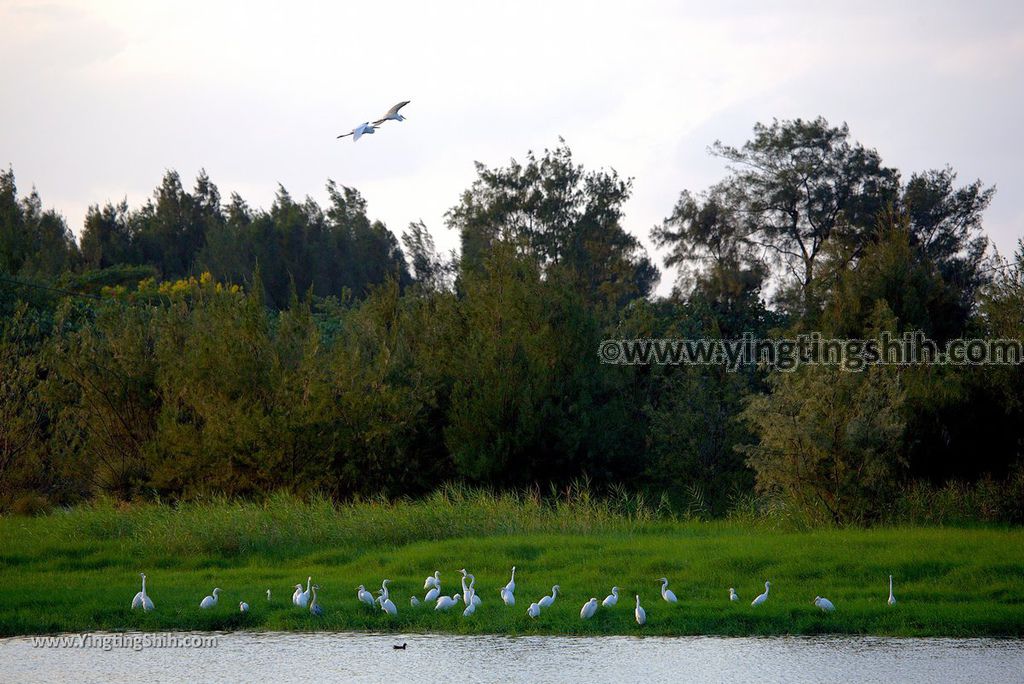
[538, 585, 560, 608]
[410, 596, 421, 607]
[527, 602, 541, 618]
[602, 587, 618, 607]
[504, 566, 516, 594]
[266, 589, 272, 602]
[751, 581, 771, 607]
[131, 573, 154, 612]
[635, 595, 646, 626]
[310, 585, 323, 616]
[296, 577, 312, 608]
[424, 583, 441, 604]
[659, 578, 677, 603]
[423, 571, 440, 591]
[200, 588, 221, 609]
[814, 596, 835, 612]
[379, 592, 398, 616]
[435, 594, 461, 611]
[239, 601, 249, 613]
[580, 598, 599, 620]
[291, 584, 303, 606]
[888, 575, 897, 606]
[729, 588, 739, 602]
[357, 584, 375, 607]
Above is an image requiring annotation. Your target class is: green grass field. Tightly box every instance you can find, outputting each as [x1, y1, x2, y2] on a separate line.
[1, 490, 1022, 637]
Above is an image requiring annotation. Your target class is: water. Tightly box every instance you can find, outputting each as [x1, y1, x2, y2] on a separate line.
[2, 632, 1023, 684]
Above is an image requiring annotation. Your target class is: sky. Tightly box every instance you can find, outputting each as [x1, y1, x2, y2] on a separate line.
[1, 0, 1022, 294]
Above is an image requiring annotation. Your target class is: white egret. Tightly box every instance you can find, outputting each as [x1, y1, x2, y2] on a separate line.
[527, 602, 541, 618]
[424, 585, 441, 603]
[372, 100, 411, 126]
[435, 594, 461, 611]
[659, 577, 678, 603]
[199, 588, 221, 609]
[336, 122, 377, 142]
[751, 581, 771, 607]
[291, 584, 303, 605]
[357, 584, 375, 607]
[635, 595, 646, 626]
[538, 585, 560, 608]
[239, 601, 249, 613]
[888, 575, 897, 606]
[468, 575, 482, 607]
[729, 588, 739, 602]
[580, 598, 599, 620]
[410, 596, 421, 607]
[814, 596, 835, 612]
[381, 579, 392, 600]
[602, 587, 618, 608]
[423, 571, 441, 591]
[296, 577, 312, 608]
[310, 585, 323, 616]
[504, 566, 516, 594]
[131, 573, 154, 612]
[379, 593, 398, 616]
[500, 586, 516, 606]
[462, 593, 476, 617]
[266, 589, 272, 601]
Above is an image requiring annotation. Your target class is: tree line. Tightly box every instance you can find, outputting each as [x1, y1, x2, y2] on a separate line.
[2, 118, 1023, 523]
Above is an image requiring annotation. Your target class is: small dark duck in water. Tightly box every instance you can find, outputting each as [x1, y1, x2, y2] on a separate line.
[393, 643, 407, 650]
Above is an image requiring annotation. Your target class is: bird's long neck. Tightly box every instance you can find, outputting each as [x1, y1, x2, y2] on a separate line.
[141, 576, 147, 594]
[889, 576, 894, 596]
[306, 578, 311, 592]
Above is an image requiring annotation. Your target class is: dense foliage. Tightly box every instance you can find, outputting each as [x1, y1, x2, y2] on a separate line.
[2, 126, 1022, 523]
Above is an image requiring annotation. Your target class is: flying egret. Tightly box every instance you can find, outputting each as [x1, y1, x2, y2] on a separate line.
[635, 595, 646, 626]
[580, 598, 599, 620]
[659, 578, 678, 603]
[310, 585, 323, 616]
[239, 601, 249, 613]
[423, 571, 441, 591]
[602, 587, 618, 608]
[814, 596, 836, 612]
[527, 602, 541, 618]
[888, 575, 897, 606]
[504, 566, 516, 594]
[296, 577, 312, 608]
[410, 596, 421, 607]
[358, 585, 375, 607]
[199, 588, 221, 609]
[373, 100, 411, 125]
[435, 594, 461, 611]
[336, 122, 377, 142]
[131, 573, 154, 612]
[751, 581, 771, 607]
[538, 585, 560, 608]
[729, 588, 739, 602]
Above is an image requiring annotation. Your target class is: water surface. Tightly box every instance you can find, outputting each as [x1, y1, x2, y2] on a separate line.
[2, 632, 1023, 683]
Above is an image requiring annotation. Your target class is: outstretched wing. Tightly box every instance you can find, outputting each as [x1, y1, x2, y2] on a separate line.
[386, 100, 410, 116]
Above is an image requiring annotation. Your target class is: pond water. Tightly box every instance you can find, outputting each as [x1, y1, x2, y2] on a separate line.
[2, 632, 1022, 683]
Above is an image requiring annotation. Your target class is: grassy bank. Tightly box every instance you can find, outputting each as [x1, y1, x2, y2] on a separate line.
[1, 490, 1022, 637]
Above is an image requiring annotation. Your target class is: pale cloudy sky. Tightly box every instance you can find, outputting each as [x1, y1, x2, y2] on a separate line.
[1, 0, 1022, 293]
